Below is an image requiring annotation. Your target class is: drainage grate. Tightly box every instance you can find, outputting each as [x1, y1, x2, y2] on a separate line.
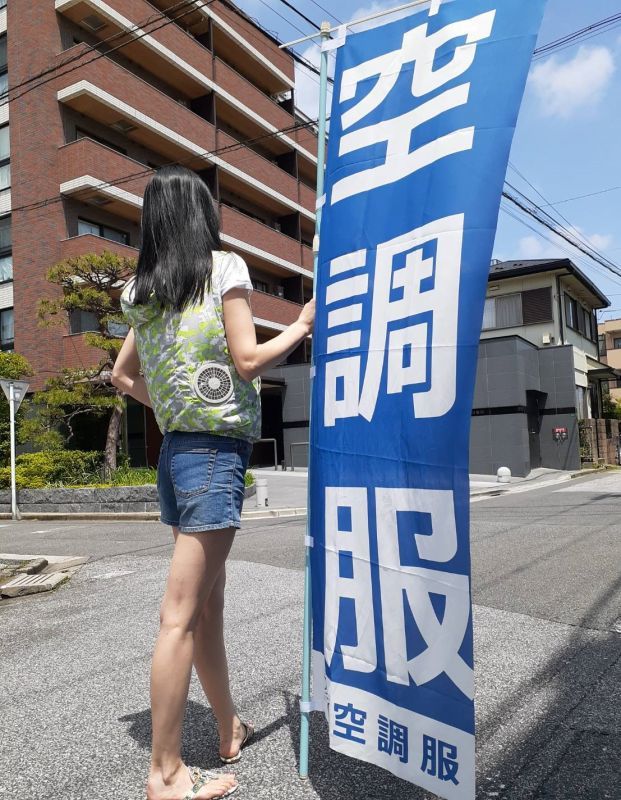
[1, 572, 67, 598]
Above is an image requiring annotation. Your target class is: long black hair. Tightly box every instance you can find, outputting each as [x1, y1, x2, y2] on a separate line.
[134, 165, 221, 311]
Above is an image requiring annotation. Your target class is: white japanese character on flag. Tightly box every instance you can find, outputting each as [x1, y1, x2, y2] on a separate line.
[323, 214, 463, 426]
[332, 9, 496, 204]
[376, 487, 473, 699]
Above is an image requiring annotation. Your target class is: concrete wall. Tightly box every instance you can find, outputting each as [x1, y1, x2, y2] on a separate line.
[263, 363, 311, 468]
[470, 337, 581, 476]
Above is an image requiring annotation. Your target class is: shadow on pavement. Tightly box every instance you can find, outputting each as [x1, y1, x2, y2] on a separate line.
[283, 692, 429, 800]
[476, 575, 621, 799]
[120, 700, 291, 771]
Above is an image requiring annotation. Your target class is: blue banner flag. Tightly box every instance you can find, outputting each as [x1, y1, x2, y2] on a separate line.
[308, 1, 546, 797]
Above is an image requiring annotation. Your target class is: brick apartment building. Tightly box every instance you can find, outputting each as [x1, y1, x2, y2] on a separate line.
[2, 0, 318, 466]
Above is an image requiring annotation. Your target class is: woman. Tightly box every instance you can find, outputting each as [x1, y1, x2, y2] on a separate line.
[113, 165, 315, 800]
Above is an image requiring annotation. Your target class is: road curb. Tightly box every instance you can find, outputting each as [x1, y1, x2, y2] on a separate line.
[0, 508, 308, 522]
[242, 507, 307, 519]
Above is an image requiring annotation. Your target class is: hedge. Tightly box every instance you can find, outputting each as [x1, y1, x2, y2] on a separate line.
[0, 450, 103, 489]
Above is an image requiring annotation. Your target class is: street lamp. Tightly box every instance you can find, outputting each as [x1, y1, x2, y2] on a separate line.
[0, 378, 30, 520]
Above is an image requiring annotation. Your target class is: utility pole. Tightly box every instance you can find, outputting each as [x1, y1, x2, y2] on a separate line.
[1, 378, 30, 520]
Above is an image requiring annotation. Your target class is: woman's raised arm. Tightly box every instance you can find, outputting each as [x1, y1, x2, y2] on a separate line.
[223, 289, 315, 381]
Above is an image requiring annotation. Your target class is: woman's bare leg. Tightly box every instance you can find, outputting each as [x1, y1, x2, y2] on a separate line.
[147, 528, 238, 800]
[193, 567, 246, 758]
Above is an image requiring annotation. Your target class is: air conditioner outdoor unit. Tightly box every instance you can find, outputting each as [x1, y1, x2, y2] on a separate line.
[542, 333, 554, 345]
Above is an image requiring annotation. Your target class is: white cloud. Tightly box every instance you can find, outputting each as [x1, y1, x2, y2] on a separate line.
[516, 227, 613, 261]
[529, 45, 615, 118]
[586, 232, 613, 251]
[517, 235, 560, 260]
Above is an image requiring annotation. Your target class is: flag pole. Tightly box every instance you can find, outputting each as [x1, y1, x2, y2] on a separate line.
[299, 19, 331, 781]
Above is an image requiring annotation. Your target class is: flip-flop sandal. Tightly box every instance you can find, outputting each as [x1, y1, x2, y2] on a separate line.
[183, 766, 239, 799]
[219, 722, 254, 765]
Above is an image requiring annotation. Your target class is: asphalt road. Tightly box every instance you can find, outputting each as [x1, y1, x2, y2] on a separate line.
[1, 470, 620, 799]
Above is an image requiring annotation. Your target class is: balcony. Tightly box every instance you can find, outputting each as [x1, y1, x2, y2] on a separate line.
[59, 139, 150, 222]
[62, 332, 105, 370]
[60, 233, 139, 263]
[220, 204, 312, 278]
[56, 49, 315, 220]
[215, 127, 313, 220]
[251, 290, 303, 330]
[301, 245, 314, 273]
[213, 58, 316, 163]
[149, 0, 294, 94]
[55, 0, 215, 98]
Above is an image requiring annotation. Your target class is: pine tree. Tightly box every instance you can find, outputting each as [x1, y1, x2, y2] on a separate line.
[37, 250, 136, 476]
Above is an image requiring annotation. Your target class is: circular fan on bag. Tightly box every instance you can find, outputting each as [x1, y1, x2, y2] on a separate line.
[193, 363, 234, 405]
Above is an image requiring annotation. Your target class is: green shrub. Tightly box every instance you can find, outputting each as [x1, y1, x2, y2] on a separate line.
[96, 466, 157, 487]
[0, 450, 103, 489]
[245, 470, 254, 487]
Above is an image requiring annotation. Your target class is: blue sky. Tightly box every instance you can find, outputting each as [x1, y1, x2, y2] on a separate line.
[236, 0, 621, 318]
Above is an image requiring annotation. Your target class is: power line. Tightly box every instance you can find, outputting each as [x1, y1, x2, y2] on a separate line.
[9, 115, 324, 219]
[533, 12, 621, 60]
[505, 184, 620, 277]
[502, 190, 621, 281]
[1, 0, 205, 109]
[499, 203, 621, 293]
[304, 1, 342, 25]
[215, 0, 330, 81]
[540, 185, 621, 208]
[272, 0, 325, 32]
[507, 162, 619, 270]
[251, 0, 333, 91]
[506, 164, 619, 273]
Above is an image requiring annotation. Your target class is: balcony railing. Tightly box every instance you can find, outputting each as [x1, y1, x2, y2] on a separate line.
[57, 48, 315, 219]
[251, 289, 303, 328]
[220, 204, 314, 280]
[55, 0, 215, 98]
[60, 234, 139, 263]
[149, 0, 294, 93]
[59, 138, 152, 220]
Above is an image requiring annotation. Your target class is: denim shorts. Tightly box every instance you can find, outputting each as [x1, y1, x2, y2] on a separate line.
[157, 432, 253, 533]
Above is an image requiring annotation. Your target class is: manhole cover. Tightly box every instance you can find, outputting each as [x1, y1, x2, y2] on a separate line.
[0, 572, 67, 598]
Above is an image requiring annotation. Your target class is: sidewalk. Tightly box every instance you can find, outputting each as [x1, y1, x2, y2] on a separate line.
[1, 467, 603, 523]
[251, 466, 582, 511]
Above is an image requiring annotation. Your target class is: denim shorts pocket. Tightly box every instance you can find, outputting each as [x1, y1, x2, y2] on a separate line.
[171, 448, 218, 498]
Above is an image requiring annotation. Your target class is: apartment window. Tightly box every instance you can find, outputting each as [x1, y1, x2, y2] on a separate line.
[564, 294, 577, 330]
[0, 253, 10, 282]
[483, 287, 553, 331]
[599, 335, 607, 357]
[0, 307, 13, 350]
[591, 312, 598, 342]
[0, 214, 10, 282]
[251, 278, 269, 293]
[521, 287, 553, 324]
[78, 218, 129, 245]
[0, 124, 9, 191]
[614, 338, 621, 350]
[564, 293, 597, 341]
[69, 309, 98, 334]
[0, 34, 6, 98]
[108, 320, 129, 337]
[483, 293, 522, 329]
